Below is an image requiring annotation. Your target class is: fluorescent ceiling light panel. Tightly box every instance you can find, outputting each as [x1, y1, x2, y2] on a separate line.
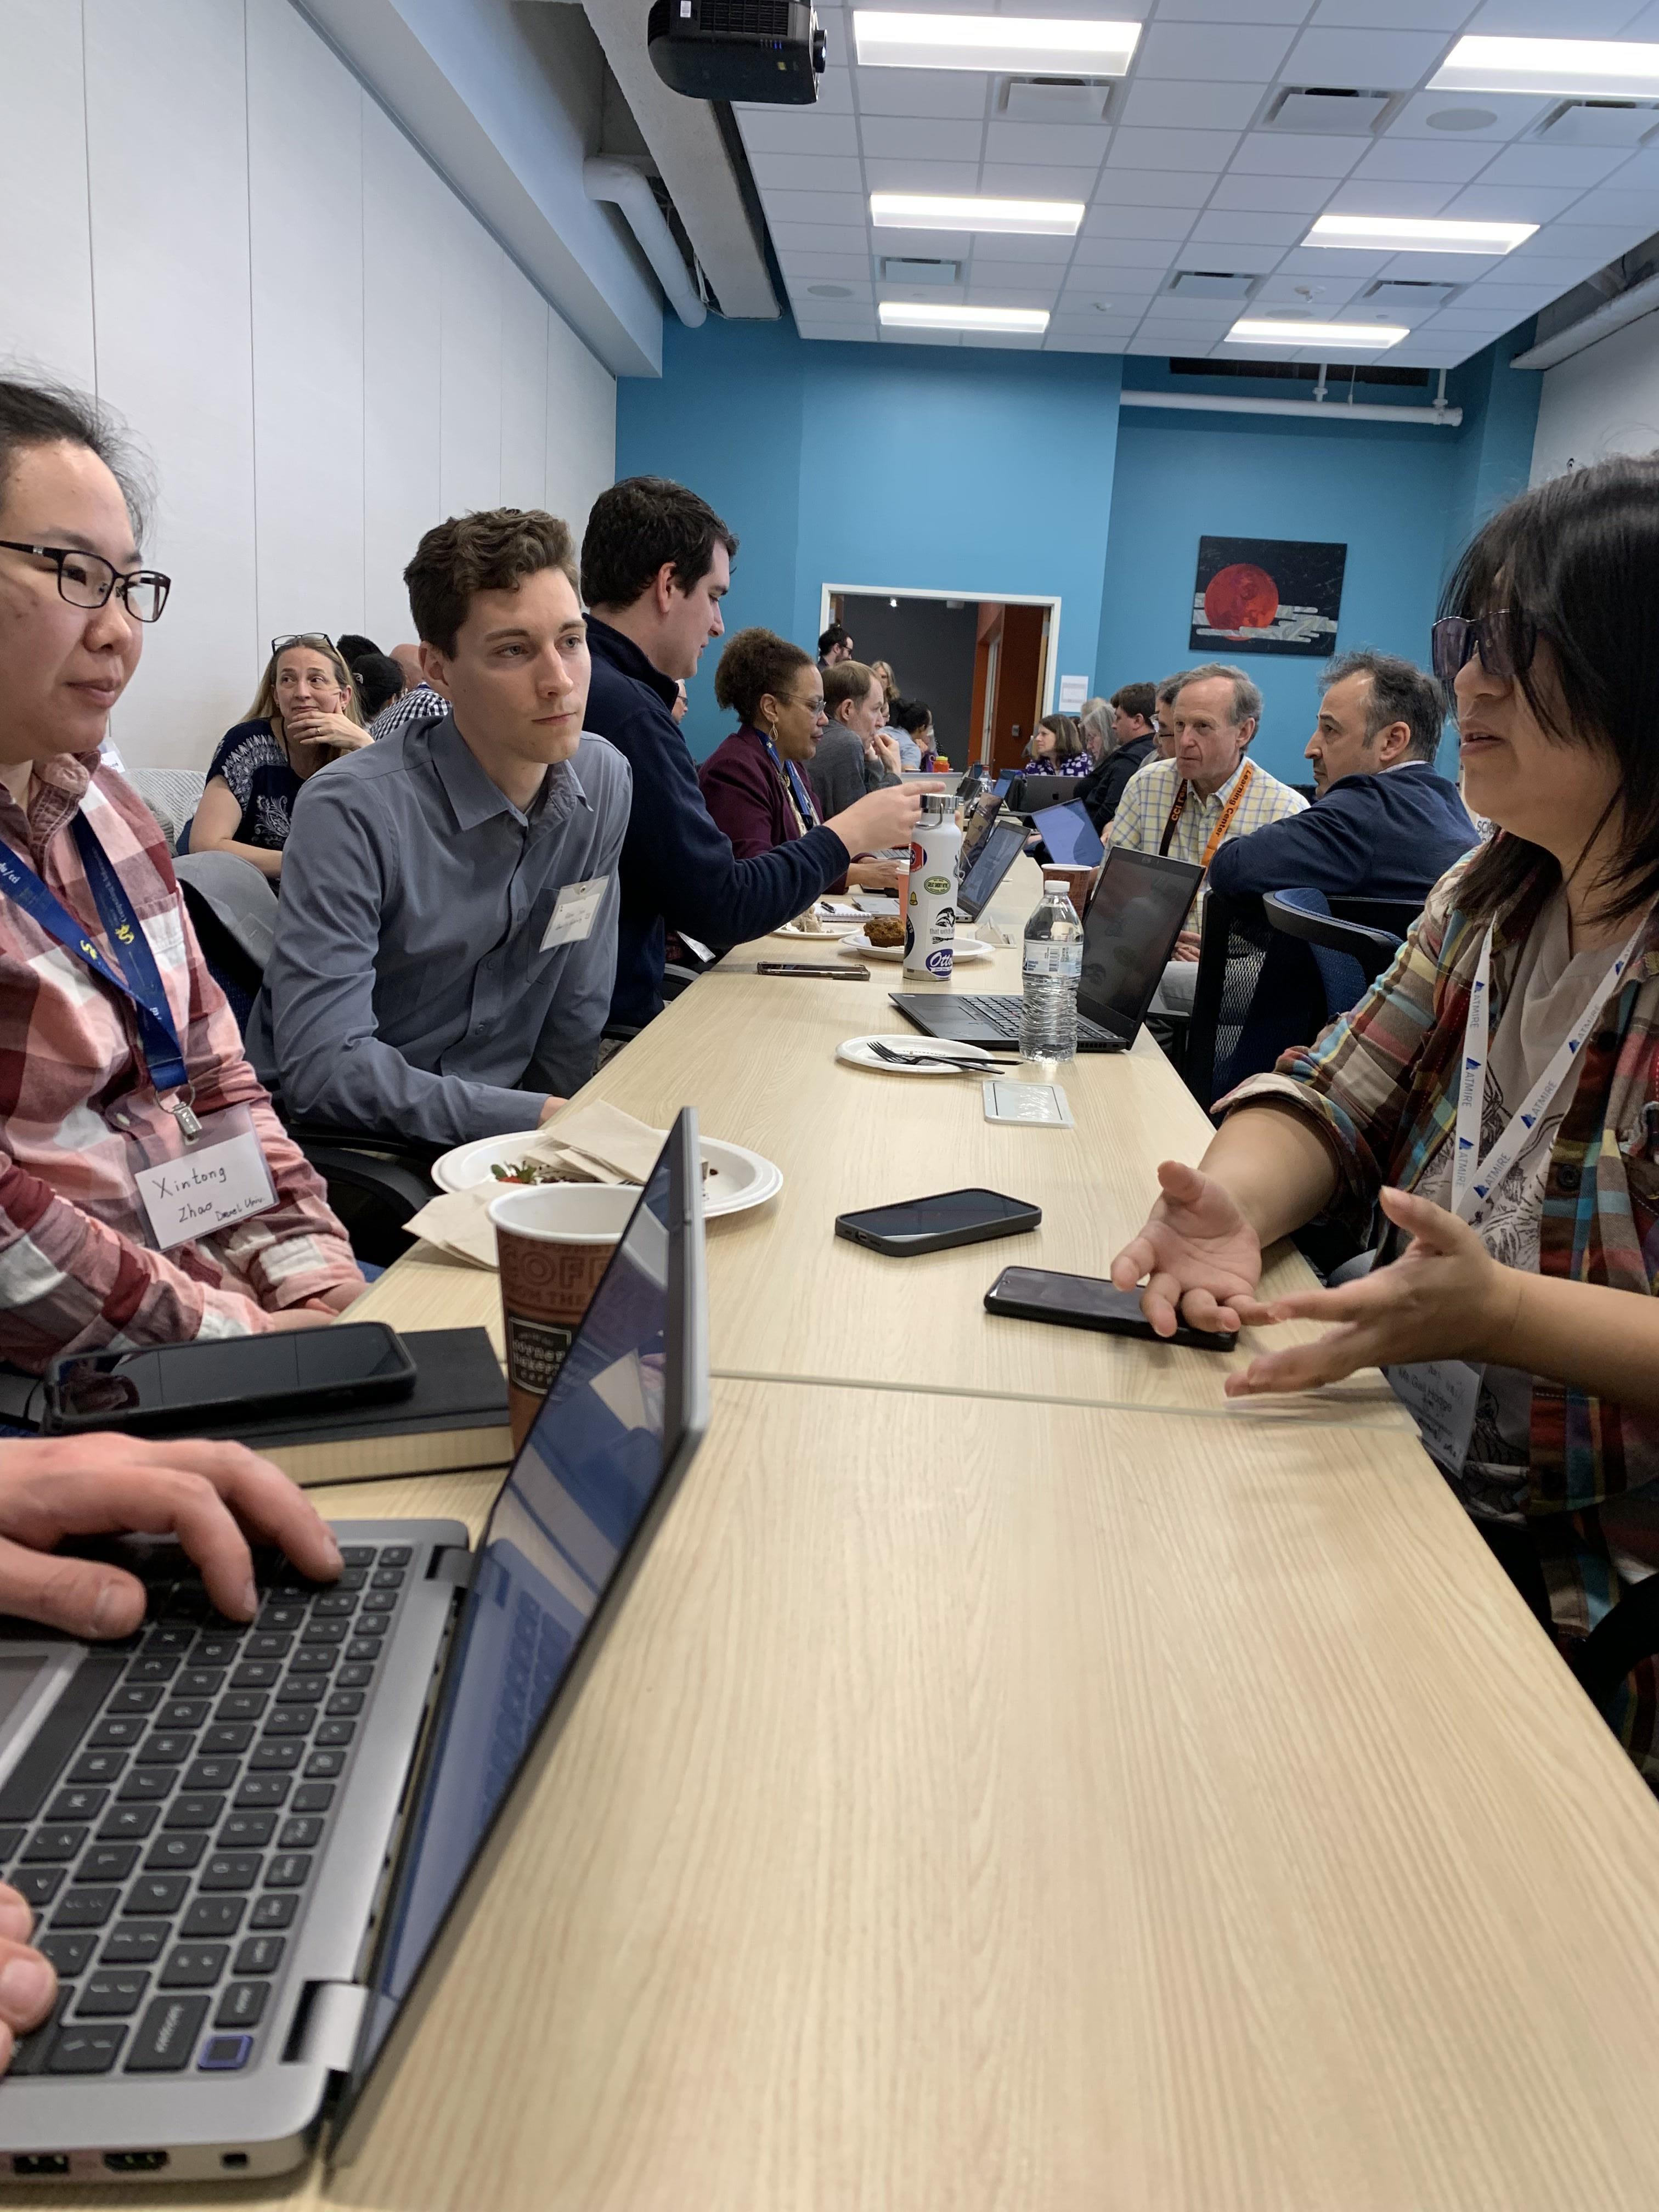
[1430, 36, 1659, 98]
[880, 301, 1051, 332]
[1306, 213, 1537, 255]
[870, 192, 1083, 235]
[854, 12, 1139, 75]
[1227, 317, 1408, 349]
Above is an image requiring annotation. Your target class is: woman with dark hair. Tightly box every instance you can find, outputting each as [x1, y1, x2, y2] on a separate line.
[699, 630, 908, 898]
[1026, 712, 1089, 776]
[888, 696, 937, 770]
[1110, 453, 1659, 1776]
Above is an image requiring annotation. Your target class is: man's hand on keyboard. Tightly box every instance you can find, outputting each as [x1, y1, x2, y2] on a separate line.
[0, 1437, 343, 1639]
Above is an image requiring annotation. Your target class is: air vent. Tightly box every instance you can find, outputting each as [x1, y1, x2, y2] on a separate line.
[1265, 86, 1392, 135]
[1364, 278, 1458, 311]
[1537, 98, 1659, 147]
[1170, 357, 1430, 389]
[1000, 77, 1111, 122]
[695, 0, 791, 32]
[878, 257, 960, 286]
[1169, 270, 1256, 299]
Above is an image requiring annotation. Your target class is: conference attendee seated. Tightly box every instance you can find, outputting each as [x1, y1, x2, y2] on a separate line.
[351, 650, 407, 723]
[889, 696, 937, 769]
[193, 634, 371, 878]
[1079, 697, 1112, 765]
[818, 622, 853, 668]
[1076, 681, 1159, 828]
[1111, 455, 1659, 1781]
[1207, 650, 1476, 907]
[580, 476, 919, 1024]
[255, 507, 630, 1147]
[0, 376, 363, 1368]
[1108, 662, 1307, 1018]
[1026, 713, 1090, 778]
[368, 640, 447, 739]
[1152, 670, 1189, 759]
[808, 658, 901, 819]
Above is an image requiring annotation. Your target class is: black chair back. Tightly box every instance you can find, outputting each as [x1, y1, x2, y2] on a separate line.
[1263, 889, 1407, 1024]
[1184, 891, 1330, 1110]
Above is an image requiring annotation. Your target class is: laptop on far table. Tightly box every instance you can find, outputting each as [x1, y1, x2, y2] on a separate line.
[1005, 772, 1080, 816]
[1030, 800, 1105, 871]
[0, 1114, 709, 2184]
[957, 815, 1029, 924]
[889, 847, 1202, 1054]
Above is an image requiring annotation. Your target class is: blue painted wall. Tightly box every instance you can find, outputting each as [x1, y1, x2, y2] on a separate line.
[617, 317, 1539, 776]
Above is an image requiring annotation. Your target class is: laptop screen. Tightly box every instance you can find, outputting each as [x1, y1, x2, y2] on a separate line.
[1030, 800, 1104, 870]
[341, 1114, 707, 2129]
[958, 815, 1026, 920]
[1076, 848, 1204, 1037]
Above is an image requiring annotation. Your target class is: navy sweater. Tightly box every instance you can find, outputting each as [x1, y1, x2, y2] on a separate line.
[1206, 761, 1477, 906]
[583, 617, 851, 1025]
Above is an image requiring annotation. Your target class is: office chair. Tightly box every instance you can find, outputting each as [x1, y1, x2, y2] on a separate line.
[1182, 891, 1328, 1112]
[1263, 889, 1407, 1024]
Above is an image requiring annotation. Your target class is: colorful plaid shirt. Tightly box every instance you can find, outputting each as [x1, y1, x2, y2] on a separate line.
[0, 753, 358, 1372]
[1107, 754, 1307, 924]
[1222, 849, 1659, 1522]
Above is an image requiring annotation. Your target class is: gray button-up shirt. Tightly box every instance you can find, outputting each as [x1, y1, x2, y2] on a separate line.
[251, 714, 631, 1147]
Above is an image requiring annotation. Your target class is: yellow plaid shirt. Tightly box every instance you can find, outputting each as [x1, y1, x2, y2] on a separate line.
[1107, 754, 1307, 923]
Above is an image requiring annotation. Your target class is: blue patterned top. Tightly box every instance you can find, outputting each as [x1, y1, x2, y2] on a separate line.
[206, 719, 299, 852]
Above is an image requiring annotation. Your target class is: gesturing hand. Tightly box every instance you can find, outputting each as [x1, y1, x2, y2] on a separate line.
[1223, 1187, 1514, 1399]
[1110, 1158, 1267, 1338]
[0, 1434, 342, 1637]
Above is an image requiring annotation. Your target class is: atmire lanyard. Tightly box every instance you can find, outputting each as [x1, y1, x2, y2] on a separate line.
[1158, 760, 1255, 869]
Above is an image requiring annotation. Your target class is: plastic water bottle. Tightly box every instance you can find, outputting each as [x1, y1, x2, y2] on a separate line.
[904, 794, 963, 979]
[1020, 879, 1083, 1062]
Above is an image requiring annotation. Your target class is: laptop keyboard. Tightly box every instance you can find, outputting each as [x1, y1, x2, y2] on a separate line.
[946, 994, 1118, 1047]
[0, 1543, 410, 2084]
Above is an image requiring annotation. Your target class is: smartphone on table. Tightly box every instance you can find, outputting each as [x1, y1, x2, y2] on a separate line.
[756, 962, 871, 979]
[42, 1322, 419, 1435]
[835, 1189, 1041, 1257]
[984, 1266, 1238, 1351]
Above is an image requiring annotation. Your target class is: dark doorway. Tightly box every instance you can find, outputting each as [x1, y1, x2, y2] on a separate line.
[832, 594, 979, 763]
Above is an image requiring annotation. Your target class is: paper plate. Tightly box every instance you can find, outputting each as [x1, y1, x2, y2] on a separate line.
[431, 1133, 782, 1218]
[836, 1034, 996, 1077]
[840, 933, 991, 963]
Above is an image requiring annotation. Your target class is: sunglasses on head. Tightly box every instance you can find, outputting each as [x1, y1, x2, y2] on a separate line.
[271, 633, 336, 659]
[1430, 611, 1537, 688]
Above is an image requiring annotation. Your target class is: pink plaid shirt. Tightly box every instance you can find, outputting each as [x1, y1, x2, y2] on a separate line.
[0, 752, 358, 1371]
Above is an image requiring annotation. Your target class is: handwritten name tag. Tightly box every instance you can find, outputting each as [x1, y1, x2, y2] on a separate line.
[135, 1127, 278, 1251]
[540, 876, 608, 951]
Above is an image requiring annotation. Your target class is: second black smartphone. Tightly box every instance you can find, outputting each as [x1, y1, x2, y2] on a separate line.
[836, 1188, 1041, 1257]
[984, 1265, 1238, 1351]
[756, 962, 871, 979]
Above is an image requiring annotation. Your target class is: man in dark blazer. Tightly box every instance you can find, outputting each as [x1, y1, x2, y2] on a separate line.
[1206, 650, 1476, 910]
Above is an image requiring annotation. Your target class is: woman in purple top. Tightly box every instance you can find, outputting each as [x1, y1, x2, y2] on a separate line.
[1026, 712, 1091, 778]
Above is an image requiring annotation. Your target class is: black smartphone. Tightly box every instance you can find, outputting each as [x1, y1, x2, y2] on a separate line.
[42, 1322, 419, 1436]
[984, 1266, 1238, 1351]
[756, 962, 871, 979]
[835, 1188, 1041, 1257]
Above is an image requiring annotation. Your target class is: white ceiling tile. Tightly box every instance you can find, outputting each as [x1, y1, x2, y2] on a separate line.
[1105, 125, 1242, 171]
[1089, 167, 1216, 206]
[1454, 280, 1568, 307]
[861, 157, 983, 192]
[1562, 186, 1659, 227]
[978, 162, 1103, 195]
[968, 229, 1079, 262]
[853, 73, 990, 120]
[1462, 251, 1600, 285]
[1126, 334, 1178, 352]
[984, 120, 1110, 166]
[1280, 26, 1458, 82]
[761, 190, 868, 227]
[859, 116, 984, 163]
[1625, 0, 1659, 27]
[738, 109, 861, 157]
[1188, 207, 1309, 245]
[1543, 222, 1659, 261]
[1478, 144, 1635, 188]
[1368, 248, 1508, 282]
[781, 251, 874, 278]
[1251, 266, 1367, 299]
[1228, 131, 1369, 178]
[963, 278, 1064, 304]
[1441, 180, 1589, 219]
[1415, 307, 1513, 326]
[856, 222, 977, 254]
[788, 292, 876, 319]
[1087, 205, 1199, 240]
[1135, 21, 1300, 81]
[1154, 0, 1308, 19]
[1076, 221, 1190, 263]
[878, 326, 962, 345]
[1209, 172, 1344, 212]
[1350, 137, 1498, 183]
[769, 222, 880, 252]
[1043, 332, 1125, 351]
[1117, 78, 1271, 131]
[1464, 0, 1643, 27]
[1062, 250, 1164, 285]
[1322, 177, 1460, 215]
[747, 151, 864, 194]
[1272, 244, 1395, 275]
[1308, 0, 1469, 24]
[1385, 92, 1553, 142]
[1599, 146, 1659, 189]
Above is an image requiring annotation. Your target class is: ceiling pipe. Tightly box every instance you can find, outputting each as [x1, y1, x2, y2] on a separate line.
[1509, 268, 1659, 371]
[1119, 388, 1462, 427]
[583, 158, 706, 329]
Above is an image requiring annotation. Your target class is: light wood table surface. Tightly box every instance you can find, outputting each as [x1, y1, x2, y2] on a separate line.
[354, 860, 1406, 1430]
[48, 1380, 1659, 2212]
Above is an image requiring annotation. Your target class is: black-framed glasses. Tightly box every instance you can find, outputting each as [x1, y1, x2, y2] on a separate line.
[271, 632, 335, 659]
[1431, 612, 1537, 688]
[0, 541, 171, 623]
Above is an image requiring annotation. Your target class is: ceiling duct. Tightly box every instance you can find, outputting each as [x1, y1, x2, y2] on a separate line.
[1265, 86, 1393, 134]
[999, 77, 1111, 122]
[1364, 278, 1459, 312]
[584, 159, 706, 324]
[1536, 98, 1659, 147]
[879, 257, 961, 285]
[1169, 270, 1255, 298]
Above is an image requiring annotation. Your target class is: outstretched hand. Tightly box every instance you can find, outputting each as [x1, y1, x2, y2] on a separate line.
[1109, 1159, 1269, 1339]
[1222, 1186, 1514, 1398]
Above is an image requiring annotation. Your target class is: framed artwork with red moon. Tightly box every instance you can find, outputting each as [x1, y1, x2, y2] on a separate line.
[1189, 534, 1346, 658]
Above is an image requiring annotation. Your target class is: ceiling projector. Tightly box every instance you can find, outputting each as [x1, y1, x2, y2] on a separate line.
[647, 0, 826, 103]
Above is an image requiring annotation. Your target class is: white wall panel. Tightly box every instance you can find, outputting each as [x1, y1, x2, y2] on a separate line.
[439, 202, 504, 518]
[362, 102, 444, 649]
[500, 267, 549, 514]
[546, 304, 618, 544]
[247, 0, 365, 651]
[84, 0, 257, 769]
[1532, 315, 1659, 486]
[0, 1, 97, 388]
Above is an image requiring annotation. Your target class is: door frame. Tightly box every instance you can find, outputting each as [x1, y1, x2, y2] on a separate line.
[820, 583, 1063, 718]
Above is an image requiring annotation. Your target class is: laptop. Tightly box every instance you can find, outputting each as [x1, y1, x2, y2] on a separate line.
[890, 847, 1203, 1053]
[1005, 772, 1079, 816]
[957, 814, 1029, 924]
[1030, 800, 1105, 871]
[0, 1113, 709, 2185]
[958, 792, 1003, 872]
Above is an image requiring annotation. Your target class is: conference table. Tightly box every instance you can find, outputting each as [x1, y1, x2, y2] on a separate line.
[44, 862, 1659, 2209]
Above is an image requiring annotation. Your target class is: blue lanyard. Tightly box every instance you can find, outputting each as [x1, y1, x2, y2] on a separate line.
[0, 815, 199, 1132]
[757, 729, 819, 833]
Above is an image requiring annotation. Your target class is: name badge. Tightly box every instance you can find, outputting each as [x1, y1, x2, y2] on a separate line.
[134, 1120, 278, 1251]
[541, 877, 608, 951]
[1385, 1358, 1480, 1475]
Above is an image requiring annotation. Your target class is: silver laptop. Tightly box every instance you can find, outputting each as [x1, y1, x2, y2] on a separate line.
[957, 815, 1028, 923]
[0, 1111, 708, 2184]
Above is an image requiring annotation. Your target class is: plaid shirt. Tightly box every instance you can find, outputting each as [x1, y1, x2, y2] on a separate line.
[1107, 754, 1306, 923]
[0, 753, 357, 1372]
[367, 684, 447, 743]
[1223, 850, 1659, 1520]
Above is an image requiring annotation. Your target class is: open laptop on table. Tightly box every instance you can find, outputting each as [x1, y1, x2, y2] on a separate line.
[957, 814, 1029, 924]
[0, 1113, 708, 2185]
[1005, 772, 1079, 817]
[1030, 800, 1105, 871]
[890, 847, 1202, 1053]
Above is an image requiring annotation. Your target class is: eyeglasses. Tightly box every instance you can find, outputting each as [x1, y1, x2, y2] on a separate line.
[1431, 612, 1537, 687]
[271, 633, 335, 659]
[0, 541, 171, 623]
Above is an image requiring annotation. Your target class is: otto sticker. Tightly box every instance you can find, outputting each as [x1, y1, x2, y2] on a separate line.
[925, 947, 954, 977]
[923, 874, 951, 894]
